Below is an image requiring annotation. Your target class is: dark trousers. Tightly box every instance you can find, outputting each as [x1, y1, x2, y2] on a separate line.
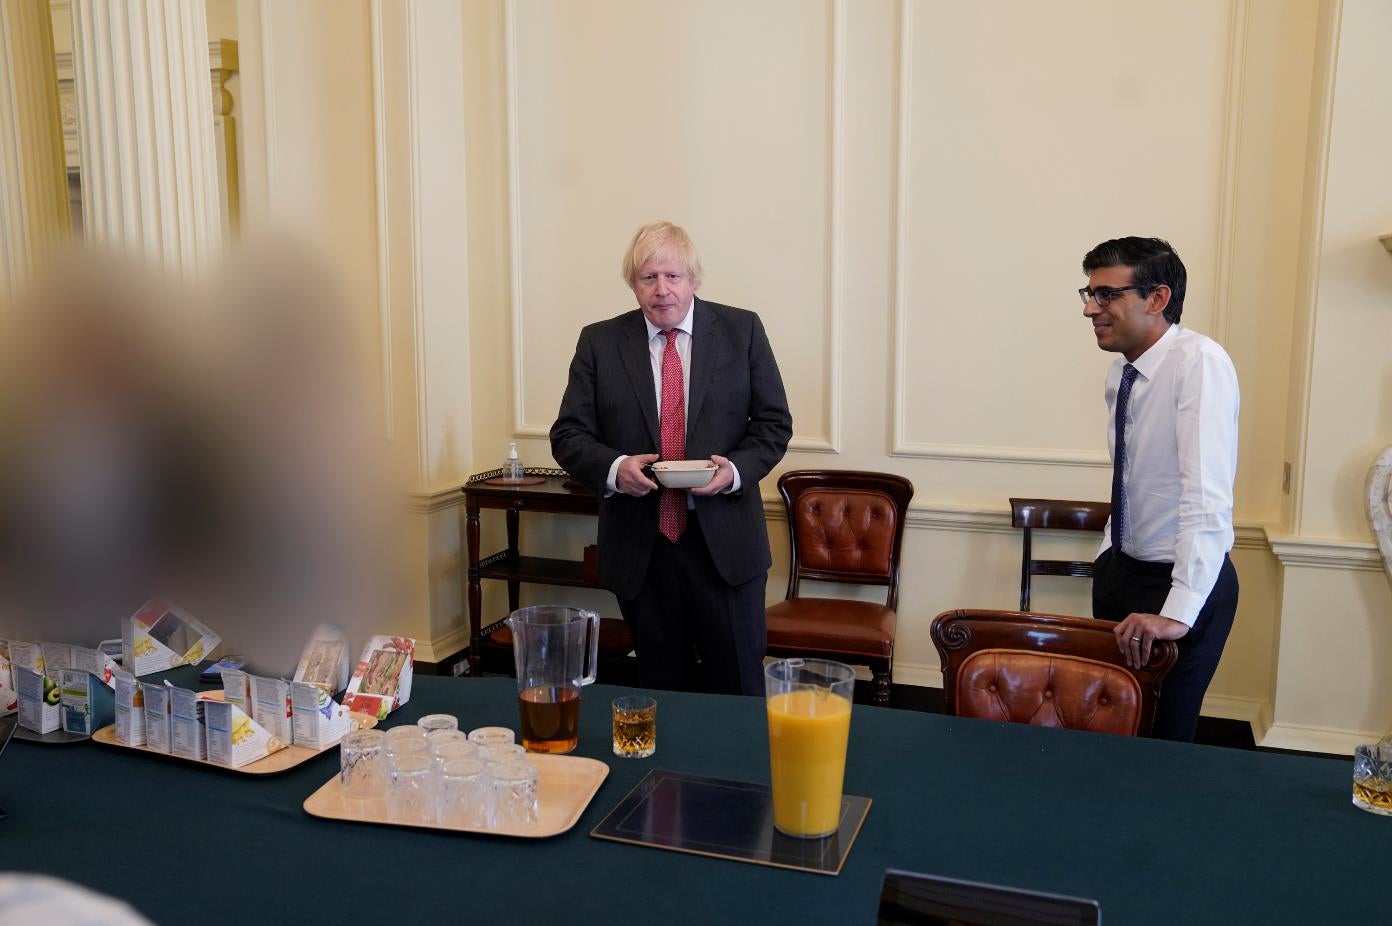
[617, 512, 767, 696]
[1093, 548, 1238, 742]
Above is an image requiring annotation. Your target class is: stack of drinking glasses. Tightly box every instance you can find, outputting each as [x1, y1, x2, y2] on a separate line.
[337, 716, 539, 829]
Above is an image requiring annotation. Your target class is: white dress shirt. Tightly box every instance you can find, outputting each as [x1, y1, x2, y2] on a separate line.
[605, 300, 741, 497]
[1096, 324, 1240, 627]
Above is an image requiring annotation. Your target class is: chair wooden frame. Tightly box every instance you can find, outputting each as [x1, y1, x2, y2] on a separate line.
[767, 470, 914, 705]
[930, 608, 1178, 736]
[1009, 498, 1111, 611]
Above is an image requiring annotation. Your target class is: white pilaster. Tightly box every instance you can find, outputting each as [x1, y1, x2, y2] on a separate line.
[68, 0, 221, 273]
[0, 0, 71, 298]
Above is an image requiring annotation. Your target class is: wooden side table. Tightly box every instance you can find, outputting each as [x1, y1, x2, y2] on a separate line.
[462, 469, 606, 676]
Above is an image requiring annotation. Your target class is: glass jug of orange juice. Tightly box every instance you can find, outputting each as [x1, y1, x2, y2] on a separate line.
[764, 658, 855, 838]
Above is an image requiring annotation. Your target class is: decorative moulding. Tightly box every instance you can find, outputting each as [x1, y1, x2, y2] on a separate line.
[1264, 530, 1383, 571]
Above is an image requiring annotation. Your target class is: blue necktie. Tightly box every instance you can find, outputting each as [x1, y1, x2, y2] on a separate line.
[1111, 363, 1139, 552]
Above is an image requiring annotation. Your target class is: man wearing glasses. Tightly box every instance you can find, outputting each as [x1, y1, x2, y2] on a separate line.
[1080, 237, 1240, 742]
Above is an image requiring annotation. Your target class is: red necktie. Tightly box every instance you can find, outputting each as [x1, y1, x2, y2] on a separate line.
[659, 329, 687, 542]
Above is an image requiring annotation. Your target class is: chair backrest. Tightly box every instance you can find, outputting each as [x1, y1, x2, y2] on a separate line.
[779, 471, 914, 610]
[930, 609, 1177, 737]
[1008, 498, 1111, 611]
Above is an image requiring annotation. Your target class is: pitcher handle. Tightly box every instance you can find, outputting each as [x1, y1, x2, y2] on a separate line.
[581, 609, 601, 686]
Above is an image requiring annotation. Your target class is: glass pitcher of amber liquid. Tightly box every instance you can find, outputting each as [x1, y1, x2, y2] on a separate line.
[507, 606, 600, 753]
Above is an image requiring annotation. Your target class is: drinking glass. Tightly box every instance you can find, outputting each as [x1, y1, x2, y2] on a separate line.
[427, 729, 470, 747]
[487, 761, 539, 828]
[478, 743, 527, 765]
[431, 739, 478, 772]
[468, 726, 515, 747]
[612, 696, 657, 758]
[385, 725, 429, 748]
[388, 752, 437, 824]
[384, 735, 431, 764]
[1353, 743, 1392, 816]
[440, 757, 489, 828]
[417, 714, 458, 736]
[340, 729, 387, 801]
[765, 658, 855, 838]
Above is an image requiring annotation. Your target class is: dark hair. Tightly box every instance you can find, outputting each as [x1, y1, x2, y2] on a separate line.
[1082, 237, 1186, 324]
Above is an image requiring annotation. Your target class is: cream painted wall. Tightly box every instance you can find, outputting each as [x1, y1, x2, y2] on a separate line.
[450, 0, 1313, 722]
[224, 0, 1387, 745]
[1263, 0, 1392, 752]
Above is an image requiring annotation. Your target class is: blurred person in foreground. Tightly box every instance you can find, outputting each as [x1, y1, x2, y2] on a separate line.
[551, 222, 792, 695]
[0, 244, 403, 670]
[1080, 237, 1240, 742]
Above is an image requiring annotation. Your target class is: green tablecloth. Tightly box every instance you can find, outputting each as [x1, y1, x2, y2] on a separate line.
[0, 670, 1374, 924]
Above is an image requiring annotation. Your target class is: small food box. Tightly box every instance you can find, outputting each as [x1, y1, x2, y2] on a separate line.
[58, 668, 115, 736]
[290, 681, 351, 750]
[204, 699, 285, 768]
[140, 681, 173, 754]
[122, 599, 221, 677]
[15, 666, 61, 734]
[342, 636, 415, 721]
[113, 670, 145, 746]
[168, 684, 208, 760]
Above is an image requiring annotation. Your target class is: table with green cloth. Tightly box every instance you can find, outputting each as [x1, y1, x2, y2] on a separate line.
[0, 669, 1377, 924]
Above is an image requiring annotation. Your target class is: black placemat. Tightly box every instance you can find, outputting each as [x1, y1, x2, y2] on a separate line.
[590, 768, 870, 875]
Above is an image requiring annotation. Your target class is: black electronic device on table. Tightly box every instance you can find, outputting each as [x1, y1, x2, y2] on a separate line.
[0, 713, 16, 819]
[878, 869, 1101, 926]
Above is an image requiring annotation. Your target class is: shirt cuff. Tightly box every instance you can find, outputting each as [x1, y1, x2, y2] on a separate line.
[1160, 587, 1205, 628]
[723, 462, 742, 494]
[605, 455, 625, 497]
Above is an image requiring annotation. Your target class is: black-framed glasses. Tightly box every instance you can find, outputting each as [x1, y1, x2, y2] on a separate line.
[1078, 285, 1147, 308]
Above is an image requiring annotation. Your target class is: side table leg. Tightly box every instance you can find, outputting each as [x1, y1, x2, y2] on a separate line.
[506, 507, 521, 613]
[467, 504, 482, 677]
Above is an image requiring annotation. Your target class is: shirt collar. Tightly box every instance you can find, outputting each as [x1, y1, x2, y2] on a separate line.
[1128, 323, 1180, 381]
[643, 298, 696, 343]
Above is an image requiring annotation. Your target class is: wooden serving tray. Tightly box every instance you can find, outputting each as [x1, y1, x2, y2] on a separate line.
[91, 697, 376, 776]
[302, 753, 609, 838]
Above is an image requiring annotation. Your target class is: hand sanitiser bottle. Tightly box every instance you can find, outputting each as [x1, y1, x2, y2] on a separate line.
[504, 442, 524, 482]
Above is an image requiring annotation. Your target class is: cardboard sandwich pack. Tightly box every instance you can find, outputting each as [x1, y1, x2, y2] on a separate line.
[342, 636, 415, 721]
[122, 599, 221, 677]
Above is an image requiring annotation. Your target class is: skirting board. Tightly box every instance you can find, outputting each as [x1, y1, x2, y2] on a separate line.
[1258, 721, 1379, 757]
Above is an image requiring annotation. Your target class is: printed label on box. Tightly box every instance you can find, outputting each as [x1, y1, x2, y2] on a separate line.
[59, 668, 93, 735]
[15, 665, 61, 734]
[343, 636, 415, 721]
[114, 670, 145, 746]
[141, 682, 172, 754]
[167, 685, 208, 760]
[204, 699, 285, 768]
[0, 641, 14, 716]
[70, 645, 119, 689]
[290, 681, 350, 751]
[220, 669, 250, 714]
[121, 599, 221, 677]
[248, 675, 293, 745]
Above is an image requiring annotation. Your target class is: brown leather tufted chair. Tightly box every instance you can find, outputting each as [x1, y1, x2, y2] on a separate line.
[765, 471, 914, 705]
[1009, 498, 1111, 611]
[930, 609, 1178, 736]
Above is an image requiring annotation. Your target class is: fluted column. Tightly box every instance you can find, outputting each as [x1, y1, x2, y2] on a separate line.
[69, 0, 220, 274]
[0, 0, 71, 298]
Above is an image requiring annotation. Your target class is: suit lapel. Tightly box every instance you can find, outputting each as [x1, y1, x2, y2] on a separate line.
[686, 298, 724, 441]
[619, 311, 661, 449]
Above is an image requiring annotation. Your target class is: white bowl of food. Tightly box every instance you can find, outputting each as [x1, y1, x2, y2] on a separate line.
[651, 459, 717, 489]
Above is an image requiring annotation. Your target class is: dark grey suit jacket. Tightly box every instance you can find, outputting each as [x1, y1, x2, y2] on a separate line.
[550, 298, 793, 601]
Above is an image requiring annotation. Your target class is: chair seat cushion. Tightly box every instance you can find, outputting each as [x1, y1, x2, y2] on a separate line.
[489, 619, 633, 655]
[765, 598, 896, 659]
[957, 649, 1142, 736]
